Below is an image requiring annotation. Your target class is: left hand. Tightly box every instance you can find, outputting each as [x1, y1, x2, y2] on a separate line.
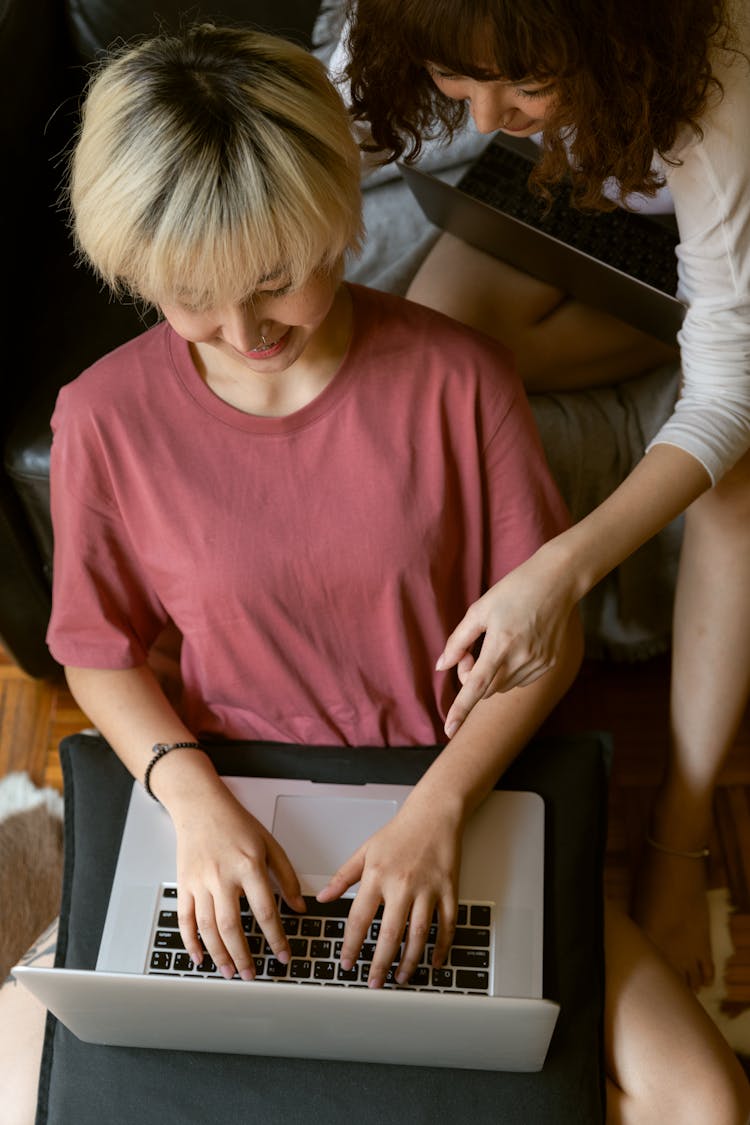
[316, 801, 463, 988]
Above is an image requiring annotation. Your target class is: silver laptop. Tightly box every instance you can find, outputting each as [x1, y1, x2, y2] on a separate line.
[400, 133, 685, 345]
[14, 775, 559, 1071]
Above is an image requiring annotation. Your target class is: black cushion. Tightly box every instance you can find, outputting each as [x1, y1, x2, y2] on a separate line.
[65, 0, 320, 59]
[37, 731, 609, 1124]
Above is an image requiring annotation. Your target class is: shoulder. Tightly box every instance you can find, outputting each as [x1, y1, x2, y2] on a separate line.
[668, 13, 750, 168]
[345, 283, 528, 447]
[347, 282, 519, 381]
[52, 321, 172, 430]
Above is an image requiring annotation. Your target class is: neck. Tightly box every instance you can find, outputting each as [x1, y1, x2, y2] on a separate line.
[193, 284, 352, 418]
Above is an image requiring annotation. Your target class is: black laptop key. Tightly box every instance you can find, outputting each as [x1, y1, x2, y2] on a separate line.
[470, 904, 492, 927]
[310, 939, 331, 959]
[450, 947, 490, 969]
[453, 926, 491, 948]
[266, 958, 289, 978]
[456, 969, 490, 991]
[154, 929, 185, 949]
[301, 896, 351, 917]
[337, 964, 360, 982]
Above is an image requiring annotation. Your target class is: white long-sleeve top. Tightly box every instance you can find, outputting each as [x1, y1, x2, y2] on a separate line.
[330, 13, 750, 484]
[647, 24, 750, 483]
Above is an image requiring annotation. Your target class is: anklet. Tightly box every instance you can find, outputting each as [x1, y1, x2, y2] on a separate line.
[646, 835, 710, 860]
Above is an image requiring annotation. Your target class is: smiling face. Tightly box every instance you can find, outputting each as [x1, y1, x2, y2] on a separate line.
[160, 269, 342, 380]
[158, 261, 352, 417]
[426, 64, 558, 136]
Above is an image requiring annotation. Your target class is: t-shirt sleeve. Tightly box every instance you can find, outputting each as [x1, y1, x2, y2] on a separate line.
[479, 378, 571, 587]
[46, 387, 168, 669]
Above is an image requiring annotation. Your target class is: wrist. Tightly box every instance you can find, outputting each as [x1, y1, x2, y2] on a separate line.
[144, 741, 204, 800]
[145, 743, 217, 810]
[539, 531, 594, 603]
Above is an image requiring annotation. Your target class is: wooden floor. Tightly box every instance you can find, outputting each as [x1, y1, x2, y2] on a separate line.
[3, 641, 750, 1011]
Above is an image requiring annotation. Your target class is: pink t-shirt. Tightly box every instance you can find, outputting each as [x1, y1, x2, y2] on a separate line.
[47, 284, 568, 746]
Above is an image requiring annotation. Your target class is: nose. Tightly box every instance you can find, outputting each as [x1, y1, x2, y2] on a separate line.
[467, 83, 510, 133]
[218, 303, 262, 354]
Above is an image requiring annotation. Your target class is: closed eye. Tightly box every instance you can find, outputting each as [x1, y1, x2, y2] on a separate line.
[516, 84, 557, 100]
[427, 65, 462, 81]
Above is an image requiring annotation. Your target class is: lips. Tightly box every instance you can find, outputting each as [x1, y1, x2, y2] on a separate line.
[242, 329, 290, 359]
[499, 118, 535, 134]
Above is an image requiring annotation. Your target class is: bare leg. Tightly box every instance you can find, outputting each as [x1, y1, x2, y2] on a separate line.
[407, 233, 678, 391]
[0, 919, 59, 1125]
[633, 448, 750, 989]
[604, 904, 750, 1124]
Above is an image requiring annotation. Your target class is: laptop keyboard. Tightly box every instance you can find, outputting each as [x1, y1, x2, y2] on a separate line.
[146, 886, 493, 994]
[458, 138, 679, 294]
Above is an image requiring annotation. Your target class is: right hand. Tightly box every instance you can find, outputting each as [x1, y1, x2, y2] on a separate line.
[170, 778, 306, 980]
[437, 541, 579, 737]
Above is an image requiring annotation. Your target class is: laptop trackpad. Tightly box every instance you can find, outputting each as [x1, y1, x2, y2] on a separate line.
[272, 795, 399, 895]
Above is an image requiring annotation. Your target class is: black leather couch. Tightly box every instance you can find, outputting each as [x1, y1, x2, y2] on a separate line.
[0, 0, 322, 678]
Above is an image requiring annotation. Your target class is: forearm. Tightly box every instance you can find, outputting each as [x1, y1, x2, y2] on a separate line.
[64, 664, 219, 810]
[550, 442, 711, 604]
[412, 611, 583, 824]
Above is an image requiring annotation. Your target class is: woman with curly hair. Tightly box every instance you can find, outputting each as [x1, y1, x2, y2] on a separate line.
[343, 0, 750, 991]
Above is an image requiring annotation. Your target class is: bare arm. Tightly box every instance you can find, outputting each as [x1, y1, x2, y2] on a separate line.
[65, 664, 305, 978]
[318, 608, 584, 987]
[439, 443, 711, 736]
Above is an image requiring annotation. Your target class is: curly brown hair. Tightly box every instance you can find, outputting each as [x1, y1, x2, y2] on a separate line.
[345, 0, 737, 209]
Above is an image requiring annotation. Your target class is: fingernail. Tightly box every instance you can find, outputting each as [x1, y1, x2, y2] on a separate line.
[240, 968, 254, 982]
[275, 950, 290, 965]
[368, 976, 382, 989]
[395, 971, 408, 984]
[340, 957, 352, 971]
[445, 722, 457, 739]
[219, 964, 234, 980]
[435, 655, 446, 670]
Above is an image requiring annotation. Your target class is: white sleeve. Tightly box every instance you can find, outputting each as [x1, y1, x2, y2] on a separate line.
[646, 44, 750, 484]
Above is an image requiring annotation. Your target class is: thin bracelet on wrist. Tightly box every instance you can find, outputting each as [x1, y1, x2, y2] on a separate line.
[144, 741, 203, 801]
[645, 834, 710, 860]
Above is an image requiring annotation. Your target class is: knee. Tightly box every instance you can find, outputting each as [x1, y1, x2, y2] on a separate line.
[612, 1056, 750, 1125]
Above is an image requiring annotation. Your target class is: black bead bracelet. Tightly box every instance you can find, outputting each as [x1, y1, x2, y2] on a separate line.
[144, 741, 203, 801]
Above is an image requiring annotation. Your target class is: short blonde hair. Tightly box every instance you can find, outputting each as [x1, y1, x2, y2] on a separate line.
[70, 25, 363, 308]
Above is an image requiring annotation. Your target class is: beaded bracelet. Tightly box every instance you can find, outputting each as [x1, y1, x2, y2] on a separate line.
[144, 741, 203, 801]
[646, 835, 710, 860]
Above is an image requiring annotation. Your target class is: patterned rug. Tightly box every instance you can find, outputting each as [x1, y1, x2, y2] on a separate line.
[0, 773, 63, 983]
